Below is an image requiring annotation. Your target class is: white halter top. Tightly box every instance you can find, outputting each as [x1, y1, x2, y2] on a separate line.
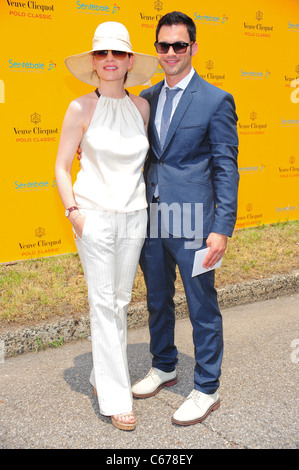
[73, 91, 149, 212]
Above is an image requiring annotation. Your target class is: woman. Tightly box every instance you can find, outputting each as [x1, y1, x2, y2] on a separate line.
[55, 21, 158, 431]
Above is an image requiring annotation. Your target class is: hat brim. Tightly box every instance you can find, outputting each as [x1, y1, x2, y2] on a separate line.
[65, 50, 159, 88]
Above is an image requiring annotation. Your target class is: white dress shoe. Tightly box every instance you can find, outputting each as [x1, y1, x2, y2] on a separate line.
[172, 389, 220, 425]
[132, 367, 177, 398]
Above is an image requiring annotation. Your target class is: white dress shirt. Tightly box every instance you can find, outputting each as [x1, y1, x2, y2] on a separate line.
[155, 67, 195, 138]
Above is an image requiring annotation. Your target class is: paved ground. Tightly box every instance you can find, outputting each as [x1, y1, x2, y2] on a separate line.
[0, 293, 298, 452]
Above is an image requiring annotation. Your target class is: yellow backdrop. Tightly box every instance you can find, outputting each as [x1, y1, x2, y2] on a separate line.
[1, 0, 298, 263]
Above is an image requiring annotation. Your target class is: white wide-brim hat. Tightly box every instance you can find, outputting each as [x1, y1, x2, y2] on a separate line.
[65, 21, 159, 88]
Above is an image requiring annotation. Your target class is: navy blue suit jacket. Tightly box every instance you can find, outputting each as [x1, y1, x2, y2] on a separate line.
[141, 71, 239, 239]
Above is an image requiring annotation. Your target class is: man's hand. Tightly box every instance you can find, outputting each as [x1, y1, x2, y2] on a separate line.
[202, 232, 228, 269]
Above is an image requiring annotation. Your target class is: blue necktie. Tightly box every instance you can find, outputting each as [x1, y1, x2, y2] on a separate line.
[160, 88, 180, 148]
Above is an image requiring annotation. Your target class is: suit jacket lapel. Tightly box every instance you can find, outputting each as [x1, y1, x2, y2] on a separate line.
[149, 82, 163, 158]
[162, 72, 199, 153]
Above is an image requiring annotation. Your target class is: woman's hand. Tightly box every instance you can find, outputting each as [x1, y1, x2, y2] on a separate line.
[69, 211, 86, 239]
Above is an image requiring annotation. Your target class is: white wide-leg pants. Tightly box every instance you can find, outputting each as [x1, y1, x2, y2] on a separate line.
[75, 209, 147, 416]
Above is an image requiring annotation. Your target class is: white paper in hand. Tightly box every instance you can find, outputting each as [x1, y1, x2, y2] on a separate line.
[191, 247, 222, 277]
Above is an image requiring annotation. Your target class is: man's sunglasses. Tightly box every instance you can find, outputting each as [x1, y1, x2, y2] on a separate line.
[93, 50, 130, 60]
[154, 41, 194, 54]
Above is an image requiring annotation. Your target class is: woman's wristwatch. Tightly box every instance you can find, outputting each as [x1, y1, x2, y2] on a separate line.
[65, 206, 78, 218]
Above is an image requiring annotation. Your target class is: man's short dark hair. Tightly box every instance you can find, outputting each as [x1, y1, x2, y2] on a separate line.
[156, 11, 196, 43]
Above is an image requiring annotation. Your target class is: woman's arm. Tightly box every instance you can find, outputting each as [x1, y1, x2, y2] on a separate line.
[55, 99, 85, 231]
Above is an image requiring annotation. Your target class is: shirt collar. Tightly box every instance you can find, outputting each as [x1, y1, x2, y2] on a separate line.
[163, 67, 195, 92]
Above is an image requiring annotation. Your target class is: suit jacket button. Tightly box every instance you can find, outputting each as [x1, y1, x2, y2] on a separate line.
[159, 161, 163, 165]
[151, 182, 155, 187]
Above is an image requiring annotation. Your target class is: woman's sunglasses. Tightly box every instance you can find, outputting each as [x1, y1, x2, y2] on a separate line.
[154, 41, 194, 54]
[93, 50, 130, 60]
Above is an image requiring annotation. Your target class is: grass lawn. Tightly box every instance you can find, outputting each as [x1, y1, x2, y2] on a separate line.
[0, 221, 298, 330]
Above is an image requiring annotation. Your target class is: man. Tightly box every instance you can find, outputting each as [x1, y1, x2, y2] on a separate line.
[131, 11, 239, 426]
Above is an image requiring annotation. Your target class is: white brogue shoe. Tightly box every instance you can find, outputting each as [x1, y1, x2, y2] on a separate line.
[172, 389, 220, 425]
[132, 368, 177, 398]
